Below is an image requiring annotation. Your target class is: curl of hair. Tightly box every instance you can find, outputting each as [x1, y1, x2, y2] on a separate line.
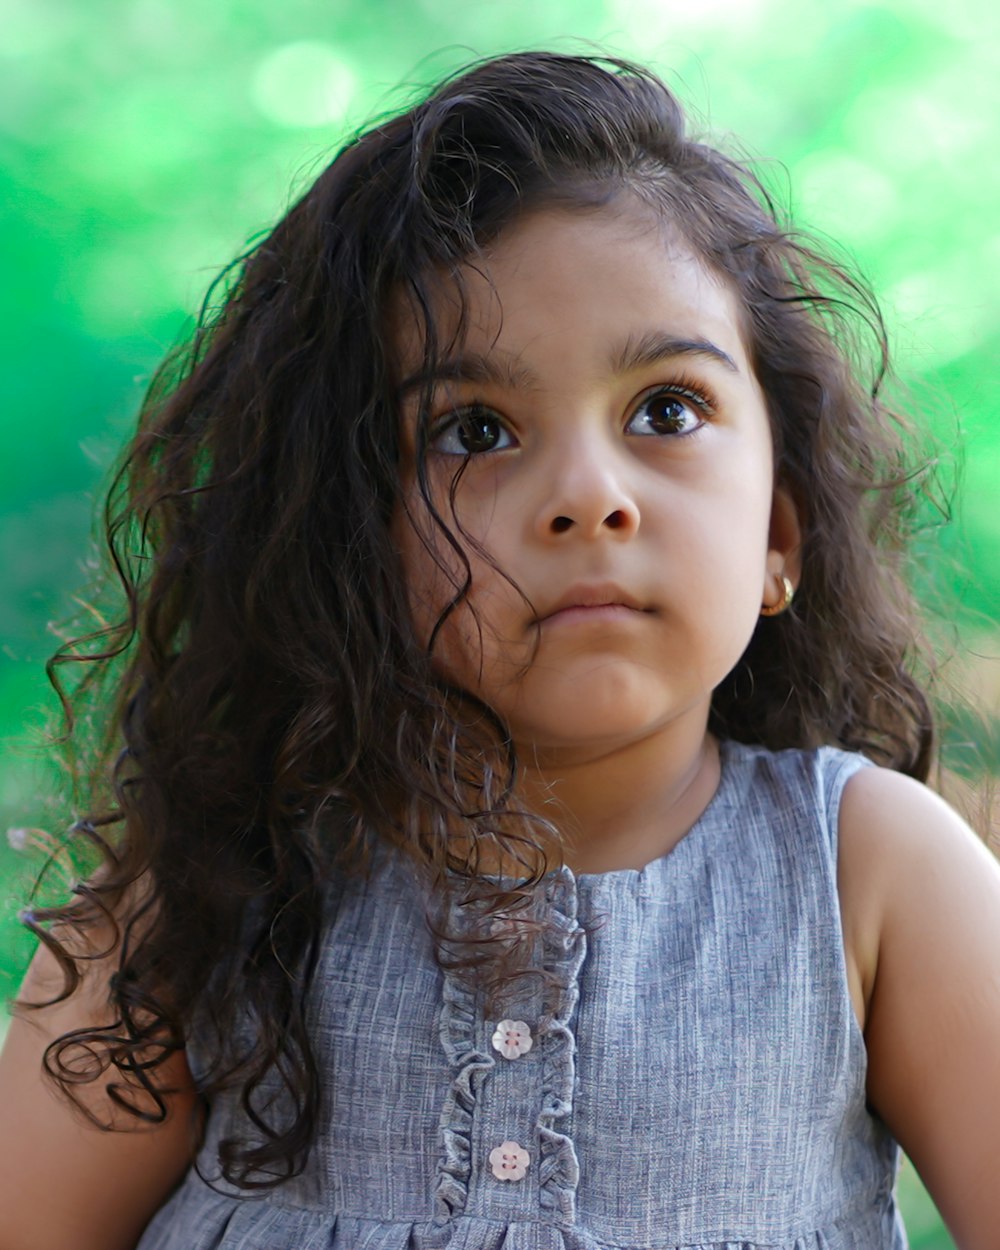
[19, 51, 940, 1187]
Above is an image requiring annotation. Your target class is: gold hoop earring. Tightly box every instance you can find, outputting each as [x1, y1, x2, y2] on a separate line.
[761, 574, 795, 617]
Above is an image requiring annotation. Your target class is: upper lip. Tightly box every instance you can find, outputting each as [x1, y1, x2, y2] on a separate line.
[537, 582, 646, 621]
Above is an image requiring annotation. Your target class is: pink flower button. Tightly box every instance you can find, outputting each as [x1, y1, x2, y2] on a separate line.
[489, 1140, 530, 1181]
[491, 1019, 533, 1059]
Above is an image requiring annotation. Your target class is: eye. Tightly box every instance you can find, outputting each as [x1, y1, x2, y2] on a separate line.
[626, 387, 710, 438]
[429, 405, 514, 456]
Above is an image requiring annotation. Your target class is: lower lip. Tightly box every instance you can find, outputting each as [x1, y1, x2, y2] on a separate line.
[541, 604, 644, 628]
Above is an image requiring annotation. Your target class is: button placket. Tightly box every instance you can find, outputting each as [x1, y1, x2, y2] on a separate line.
[472, 1003, 539, 1207]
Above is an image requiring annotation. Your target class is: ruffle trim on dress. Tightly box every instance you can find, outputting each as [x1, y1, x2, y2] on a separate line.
[536, 868, 587, 1224]
[433, 945, 497, 1222]
[430, 868, 587, 1227]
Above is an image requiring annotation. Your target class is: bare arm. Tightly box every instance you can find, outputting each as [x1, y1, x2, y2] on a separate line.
[0, 937, 201, 1250]
[838, 767, 1000, 1250]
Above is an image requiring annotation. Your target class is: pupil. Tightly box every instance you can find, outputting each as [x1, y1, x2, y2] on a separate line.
[458, 410, 498, 452]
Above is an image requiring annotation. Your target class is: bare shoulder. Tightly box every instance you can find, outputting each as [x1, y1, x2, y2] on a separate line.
[838, 765, 1000, 1248]
[837, 768, 1000, 978]
[0, 914, 201, 1250]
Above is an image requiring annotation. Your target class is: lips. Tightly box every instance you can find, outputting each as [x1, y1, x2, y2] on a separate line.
[537, 583, 646, 623]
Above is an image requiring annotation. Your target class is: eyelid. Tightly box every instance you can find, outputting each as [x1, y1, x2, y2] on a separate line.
[426, 399, 504, 437]
[634, 372, 718, 416]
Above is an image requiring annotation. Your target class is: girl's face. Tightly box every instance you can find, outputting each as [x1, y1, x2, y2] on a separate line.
[393, 200, 799, 767]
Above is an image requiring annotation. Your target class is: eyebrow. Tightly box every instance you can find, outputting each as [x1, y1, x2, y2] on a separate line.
[610, 331, 739, 376]
[396, 330, 739, 398]
[397, 351, 534, 397]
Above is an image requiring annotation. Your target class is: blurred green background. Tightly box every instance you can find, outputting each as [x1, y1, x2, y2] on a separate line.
[3, 1, 999, 1243]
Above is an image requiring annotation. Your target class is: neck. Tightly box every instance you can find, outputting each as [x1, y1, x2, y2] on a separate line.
[515, 715, 721, 874]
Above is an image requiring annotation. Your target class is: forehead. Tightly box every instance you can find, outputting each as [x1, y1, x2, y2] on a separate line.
[391, 198, 754, 381]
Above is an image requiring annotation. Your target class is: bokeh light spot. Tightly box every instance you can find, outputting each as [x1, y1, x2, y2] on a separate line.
[848, 81, 990, 173]
[886, 266, 991, 370]
[0, 0, 85, 58]
[252, 41, 357, 129]
[794, 150, 898, 247]
[608, 0, 768, 41]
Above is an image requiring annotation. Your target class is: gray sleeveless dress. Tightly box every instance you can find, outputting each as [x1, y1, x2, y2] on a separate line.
[137, 740, 907, 1249]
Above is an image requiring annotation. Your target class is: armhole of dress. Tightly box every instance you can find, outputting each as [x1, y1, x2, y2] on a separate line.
[822, 748, 876, 862]
[820, 748, 876, 1049]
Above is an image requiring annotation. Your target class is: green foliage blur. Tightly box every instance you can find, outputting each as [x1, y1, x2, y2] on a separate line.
[3, 2, 998, 1243]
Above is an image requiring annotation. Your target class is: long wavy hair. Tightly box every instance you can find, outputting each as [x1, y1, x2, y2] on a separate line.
[18, 51, 939, 1187]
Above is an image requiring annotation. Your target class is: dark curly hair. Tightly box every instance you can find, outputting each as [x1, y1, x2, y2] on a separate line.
[17, 51, 938, 1188]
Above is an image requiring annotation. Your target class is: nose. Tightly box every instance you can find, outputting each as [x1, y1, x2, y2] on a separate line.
[534, 439, 641, 541]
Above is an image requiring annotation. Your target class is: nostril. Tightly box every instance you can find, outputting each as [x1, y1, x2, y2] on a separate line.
[551, 516, 573, 534]
[604, 510, 628, 530]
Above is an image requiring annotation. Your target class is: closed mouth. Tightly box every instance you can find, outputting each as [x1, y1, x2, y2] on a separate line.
[536, 583, 647, 624]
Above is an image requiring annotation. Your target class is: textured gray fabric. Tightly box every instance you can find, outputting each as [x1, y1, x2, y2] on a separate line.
[137, 740, 907, 1249]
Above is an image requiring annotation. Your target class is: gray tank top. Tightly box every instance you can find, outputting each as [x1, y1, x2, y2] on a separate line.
[137, 740, 907, 1248]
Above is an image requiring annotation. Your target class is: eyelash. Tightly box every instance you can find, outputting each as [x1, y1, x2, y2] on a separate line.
[426, 373, 718, 455]
[647, 372, 717, 416]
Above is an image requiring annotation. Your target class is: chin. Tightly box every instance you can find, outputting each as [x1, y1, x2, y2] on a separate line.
[509, 695, 674, 753]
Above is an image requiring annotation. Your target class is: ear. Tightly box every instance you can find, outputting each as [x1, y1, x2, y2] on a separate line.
[765, 483, 803, 595]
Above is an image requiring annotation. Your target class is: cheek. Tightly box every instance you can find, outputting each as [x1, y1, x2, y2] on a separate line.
[393, 501, 454, 649]
[394, 501, 530, 697]
[392, 492, 487, 659]
[669, 472, 770, 611]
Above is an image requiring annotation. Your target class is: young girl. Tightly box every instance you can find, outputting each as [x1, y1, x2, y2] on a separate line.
[3, 50, 1000, 1250]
